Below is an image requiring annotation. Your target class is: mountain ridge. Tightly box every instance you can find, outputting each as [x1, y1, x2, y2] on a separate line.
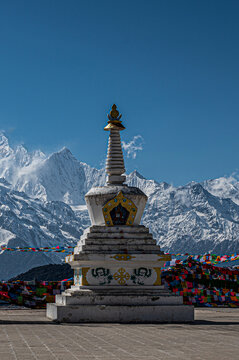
[0, 133, 239, 279]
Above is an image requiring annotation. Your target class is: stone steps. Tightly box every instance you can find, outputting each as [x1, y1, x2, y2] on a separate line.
[77, 238, 157, 245]
[77, 244, 161, 252]
[85, 232, 153, 240]
[74, 249, 163, 255]
[55, 290, 182, 306]
[88, 225, 149, 233]
[81, 236, 154, 244]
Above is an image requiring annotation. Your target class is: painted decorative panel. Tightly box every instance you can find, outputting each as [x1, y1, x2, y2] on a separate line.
[76, 267, 161, 286]
[74, 269, 80, 286]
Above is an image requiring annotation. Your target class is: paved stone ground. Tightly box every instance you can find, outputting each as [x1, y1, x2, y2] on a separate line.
[0, 308, 238, 360]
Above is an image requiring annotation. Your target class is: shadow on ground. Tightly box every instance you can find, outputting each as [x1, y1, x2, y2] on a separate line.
[0, 319, 239, 326]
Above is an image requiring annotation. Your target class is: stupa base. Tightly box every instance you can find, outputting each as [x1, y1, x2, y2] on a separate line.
[47, 288, 194, 323]
[47, 303, 194, 323]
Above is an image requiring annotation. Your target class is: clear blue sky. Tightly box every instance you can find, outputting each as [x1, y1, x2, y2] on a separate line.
[0, 0, 239, 186]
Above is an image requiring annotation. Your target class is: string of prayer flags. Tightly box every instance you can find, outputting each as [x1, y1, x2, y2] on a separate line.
[0, 245, 75, 253]
[0, 245, 239, 265]
[164, 253, 239, 266]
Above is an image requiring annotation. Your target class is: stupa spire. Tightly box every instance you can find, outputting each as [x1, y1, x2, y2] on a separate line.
[104, 104, 126, 185]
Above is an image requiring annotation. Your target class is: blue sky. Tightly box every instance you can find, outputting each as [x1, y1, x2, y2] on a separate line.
[0, 0, 239, 186]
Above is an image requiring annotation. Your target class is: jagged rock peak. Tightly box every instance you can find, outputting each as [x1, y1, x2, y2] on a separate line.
[48, 147, 75, 160]
[0, 133, 14, 158]
[128, 170, 146, 179]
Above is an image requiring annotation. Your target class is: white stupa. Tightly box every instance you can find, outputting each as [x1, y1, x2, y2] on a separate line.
[47, 105, 194, 323]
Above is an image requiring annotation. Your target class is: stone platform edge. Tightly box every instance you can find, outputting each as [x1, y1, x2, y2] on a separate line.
[47, 303, 194, 323]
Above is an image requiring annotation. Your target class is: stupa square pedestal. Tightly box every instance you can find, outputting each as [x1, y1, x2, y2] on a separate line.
[47, 226, 194, 323]
[47, 105, 194, 323]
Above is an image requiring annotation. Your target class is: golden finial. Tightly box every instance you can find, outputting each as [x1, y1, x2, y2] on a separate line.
[105, 104, 125, 131]
[110, 104, 120, 119]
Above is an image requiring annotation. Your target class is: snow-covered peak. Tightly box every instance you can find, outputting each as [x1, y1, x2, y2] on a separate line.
[126, 170, 170, 198]
[129, 170, 146, 180]
[79, 162, 106, 190]
[0, 136, 91, 205]
[50, 147, 74, 160]
[202, 175, 239, 205]
[14, 145, 32, 167]
[32, 149, 45, 159]
[0, 136, 46, 191]
[35, 148, 87, 204]
[0, 133, 14, 158]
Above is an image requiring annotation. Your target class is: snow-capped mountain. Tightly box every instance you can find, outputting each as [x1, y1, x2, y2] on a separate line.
[142, 182, 239, 253]
[0, 133, 239, 279]
[202, 176, 239, 205]
[0, 134, 106, 204]
[0, 177, 90, 279]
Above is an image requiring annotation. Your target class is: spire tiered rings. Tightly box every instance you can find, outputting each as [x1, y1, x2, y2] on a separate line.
[104, 104, 126, 185]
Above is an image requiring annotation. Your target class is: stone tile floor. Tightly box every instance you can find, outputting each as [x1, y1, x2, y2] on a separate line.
[0, 308, 238, 360]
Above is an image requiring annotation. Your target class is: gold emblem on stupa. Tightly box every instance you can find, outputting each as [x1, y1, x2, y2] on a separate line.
[110, 104, 120, 119]
[102, 191, 137, 226]
[104, 104, 125, 131]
